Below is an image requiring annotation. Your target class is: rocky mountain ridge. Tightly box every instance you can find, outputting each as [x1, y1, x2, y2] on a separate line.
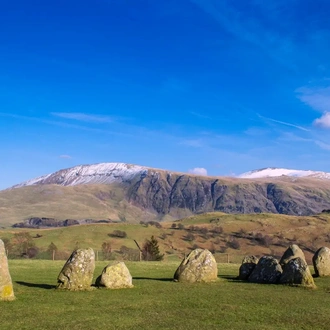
[2, 163, 330, 225]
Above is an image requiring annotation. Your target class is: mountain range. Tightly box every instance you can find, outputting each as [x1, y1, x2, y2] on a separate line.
[2, 162, 330, 227]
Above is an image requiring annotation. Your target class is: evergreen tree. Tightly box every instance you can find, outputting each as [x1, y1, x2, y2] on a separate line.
[142, 235, 164, 261]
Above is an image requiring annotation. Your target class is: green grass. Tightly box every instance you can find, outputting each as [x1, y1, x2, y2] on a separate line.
[2, 260, 330, 329]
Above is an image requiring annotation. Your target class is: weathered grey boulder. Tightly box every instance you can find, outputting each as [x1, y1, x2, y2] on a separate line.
[0, 239, 15, 301]
[57, 248, 95, 290]
[95, 262, 133, 289]
[174, 249, 218, 283]
[313, 247, 330, 277]
[248, 256, 282, 284]
[280, 244, 306, 267]
[280, 257, 315, 288]
[238, 255, 259, 280]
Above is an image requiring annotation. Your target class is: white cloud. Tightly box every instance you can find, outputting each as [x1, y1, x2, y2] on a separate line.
[188, 167, 208, 176]
[314, 112, 330, 128]
[51, 112, 113, 123]
[59, 154, 72, 159]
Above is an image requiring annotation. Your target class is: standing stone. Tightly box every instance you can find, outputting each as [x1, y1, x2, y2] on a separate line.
[174, 249, 218, 283]
[0, 239, 15, 301]
[280, 244, 306, 267]
[280, 257, 315, 288]
[313, 247, 330, 277]
[57, 248, 95, 290]
[238, 255, 259, 280]
[248, 256, 282, 284]
[95, 261, 133, 289]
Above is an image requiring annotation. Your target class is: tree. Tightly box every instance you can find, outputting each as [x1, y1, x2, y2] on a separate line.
[12, 232, 36, 257]
[142, 236, 164, 261]
[47, 242, 58, 259]
[101, 241, 113, 260]
[47, 242, 58, 254]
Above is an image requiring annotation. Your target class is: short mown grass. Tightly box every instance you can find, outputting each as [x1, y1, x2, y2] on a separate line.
[2, 260, 330, 329]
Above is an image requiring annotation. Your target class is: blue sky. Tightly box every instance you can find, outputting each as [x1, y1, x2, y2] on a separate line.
[1, 0, 330, 189]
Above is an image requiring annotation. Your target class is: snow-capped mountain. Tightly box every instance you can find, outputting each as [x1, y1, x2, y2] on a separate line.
[238, 167, 330, 179]
[13, 162, 149, 188]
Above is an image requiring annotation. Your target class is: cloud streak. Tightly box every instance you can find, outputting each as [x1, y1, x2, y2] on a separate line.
[51, 112, 114, 123]
[258, 114, 310, 132]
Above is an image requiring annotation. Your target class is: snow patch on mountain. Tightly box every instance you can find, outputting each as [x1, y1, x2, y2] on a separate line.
[13, 163, 149, 187]
[238, 167, 330, 179]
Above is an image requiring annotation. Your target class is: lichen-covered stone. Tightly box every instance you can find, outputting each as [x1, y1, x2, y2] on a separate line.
[0, 239, 15, 301]
[280, 244, 306, 267]
[95, 262, 133, 289]
[174, 249, 218, 283]
[248, 256, 282, 284]
[313, 247, 330, 277]
[280, 257, 316, 288]
[57, 248, 95, 290]
[238, 255, 259, 280]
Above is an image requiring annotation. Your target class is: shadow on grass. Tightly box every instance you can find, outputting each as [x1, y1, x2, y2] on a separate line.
[16, 281, 56, 290]
[218, 275, 242, 282]
[133, 277, 174, 282]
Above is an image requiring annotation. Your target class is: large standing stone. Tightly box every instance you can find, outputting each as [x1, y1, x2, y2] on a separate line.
[238, 255, 259, 280]
[313, 247, 330, 277]
[174, 249, 218, 283]
[57, 248, 95, 290]
[280, 244, 306, 267]
[0, 239, 15, 301]
[95, 262, 133, 289]
[248, 256, 282, 284]
[280, 257, 315, 288]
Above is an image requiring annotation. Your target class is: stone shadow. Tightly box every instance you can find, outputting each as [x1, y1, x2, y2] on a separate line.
[133, 277, 173, 282]
[218, 275, 242, 282]
[16, 281, 56, 290]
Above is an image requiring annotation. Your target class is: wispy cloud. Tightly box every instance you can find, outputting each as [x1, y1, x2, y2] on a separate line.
[59, 154, 72, 159]
[188, 167, 208, 176]
[51, 112, 114, 123]
[258, 114, 310, 132]
[190, 0, 296, 68]
[315, 140, 330, 151]
[190, 111, 212, 120]
[180, 139, 204, 148]
[296, 86, 330, 113]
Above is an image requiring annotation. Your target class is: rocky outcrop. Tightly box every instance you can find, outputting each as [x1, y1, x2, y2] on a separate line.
[279, 244, 306, 267]
[280, 257, 315, 288]
[57, 248, 95, 290]
[313, 247, 330, 277]
[0, 239, 15, 301]
[238, 255, 259, 280]
[95, 262, 133, 289]
[126, 172, 330, 216]
[174, 249, 218, 283]
[248, 256, 282, 284]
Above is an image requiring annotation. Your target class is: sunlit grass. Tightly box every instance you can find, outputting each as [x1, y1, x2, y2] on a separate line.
[2, 260, 330, 329]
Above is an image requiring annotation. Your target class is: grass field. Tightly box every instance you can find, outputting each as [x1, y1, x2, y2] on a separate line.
[2, 260, 330, 330]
